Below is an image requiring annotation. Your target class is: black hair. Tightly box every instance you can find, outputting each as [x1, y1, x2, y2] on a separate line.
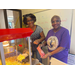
[23, 13, 36, 25]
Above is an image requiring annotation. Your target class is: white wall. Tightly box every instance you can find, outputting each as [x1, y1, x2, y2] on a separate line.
[70, 9, 75, 54]
[21, 9, 47, 15]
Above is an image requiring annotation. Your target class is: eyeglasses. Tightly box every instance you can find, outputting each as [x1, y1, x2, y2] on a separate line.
[27, 19, 34, 23]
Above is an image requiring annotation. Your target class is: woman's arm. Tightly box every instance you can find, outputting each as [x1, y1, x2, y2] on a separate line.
[42, 47, 65, 59]
[33, 31, 45, 45]
[38, 41, 47, 48]
[50, 47, 65, 56]
[39, 31, 45, 42]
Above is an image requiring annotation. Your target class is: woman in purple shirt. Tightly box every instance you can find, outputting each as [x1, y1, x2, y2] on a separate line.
[38, 15, 70, 63]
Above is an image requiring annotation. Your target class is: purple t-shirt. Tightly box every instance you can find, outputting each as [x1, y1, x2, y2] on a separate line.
[45, 27, 70, 63]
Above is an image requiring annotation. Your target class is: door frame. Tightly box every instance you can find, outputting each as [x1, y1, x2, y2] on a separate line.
[3, 9, 22, 28]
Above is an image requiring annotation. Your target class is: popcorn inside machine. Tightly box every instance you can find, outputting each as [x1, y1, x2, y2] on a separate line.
[0, 28, 33, 65]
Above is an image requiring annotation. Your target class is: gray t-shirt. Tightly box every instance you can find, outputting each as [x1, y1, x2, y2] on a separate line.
[30, 25, 43, 51]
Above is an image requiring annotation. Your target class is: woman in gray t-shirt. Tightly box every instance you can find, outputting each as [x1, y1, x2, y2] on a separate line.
[23, 13, 45, 63]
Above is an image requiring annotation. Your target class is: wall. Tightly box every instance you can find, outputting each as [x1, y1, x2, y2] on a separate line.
[70, 9, 75, 54]
[0, 9, 6, 29]
[21, 9, 47, 15]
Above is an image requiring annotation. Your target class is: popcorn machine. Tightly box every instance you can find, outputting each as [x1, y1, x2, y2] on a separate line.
[0, 28, 33, 65]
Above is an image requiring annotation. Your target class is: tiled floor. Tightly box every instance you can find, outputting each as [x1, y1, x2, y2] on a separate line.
[68, 53, 75, 65]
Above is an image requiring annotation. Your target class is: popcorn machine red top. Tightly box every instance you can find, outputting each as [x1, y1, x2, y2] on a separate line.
[0, 28, 33, 65]
[0, 28, 33, 42]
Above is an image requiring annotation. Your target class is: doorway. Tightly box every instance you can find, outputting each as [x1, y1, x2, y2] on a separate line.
[3, 9, 23, 51]
[4, 9, 22, 28]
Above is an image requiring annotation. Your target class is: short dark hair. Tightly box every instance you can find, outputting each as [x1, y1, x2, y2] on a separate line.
[23, 13, 36, 25]
[51, 15, 61, 23]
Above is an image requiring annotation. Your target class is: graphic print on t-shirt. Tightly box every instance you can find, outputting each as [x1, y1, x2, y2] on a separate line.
[47, 36, 59, 50]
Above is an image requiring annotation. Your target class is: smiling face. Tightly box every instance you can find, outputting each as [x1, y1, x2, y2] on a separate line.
[51, 16, 61, 30]
[27, 17, 34, 28]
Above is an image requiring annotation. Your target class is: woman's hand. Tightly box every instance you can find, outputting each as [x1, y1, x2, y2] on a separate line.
[33, 39, 40, 45]
[41, 52, 51, 59]
[33, 31, 45, 45]
[38, 44, 43, 48]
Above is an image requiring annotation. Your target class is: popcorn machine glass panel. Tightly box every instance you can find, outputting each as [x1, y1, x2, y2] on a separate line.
[2, 38, 30, 65]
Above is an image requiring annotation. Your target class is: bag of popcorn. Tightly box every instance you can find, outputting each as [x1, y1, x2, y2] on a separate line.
[37, 46, 45, 57]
